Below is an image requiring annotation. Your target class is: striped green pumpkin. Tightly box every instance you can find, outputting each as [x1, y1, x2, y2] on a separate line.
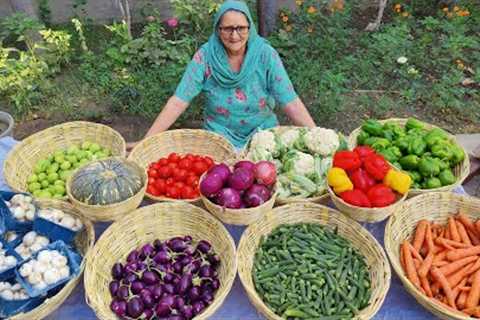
[70, 158, 144, 205]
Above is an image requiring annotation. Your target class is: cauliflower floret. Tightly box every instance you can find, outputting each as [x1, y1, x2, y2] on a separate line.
[284, 151, 315, 176]
[304, 127, 339, 156]
[278, 129, 301, 148]
[249, 130, 277, 154]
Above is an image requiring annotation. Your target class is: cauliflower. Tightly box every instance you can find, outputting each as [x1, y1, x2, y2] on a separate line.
[304, 127, 340, 156]
[249, 130, 277, 154]
[278, 129, 301, 149]
[283, 150, 315, 176]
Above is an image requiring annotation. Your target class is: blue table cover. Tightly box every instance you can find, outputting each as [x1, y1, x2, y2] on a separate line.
[0, 136, 465, 319]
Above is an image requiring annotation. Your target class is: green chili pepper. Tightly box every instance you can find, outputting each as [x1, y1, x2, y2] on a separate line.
[439, 169, 456, 186]
[432, 157, 448, 171]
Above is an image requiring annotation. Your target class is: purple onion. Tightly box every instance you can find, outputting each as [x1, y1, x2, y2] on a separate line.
[244, 184, 271, 207]
[196, 240, 211, 254]
[192, 301, 206, 315]
[127, 297, 144, 318]
[110, 299, 127, 317]
[116, 285, 129, 300]
[142, 271, 159, 285]
[208, 164, 231, 182]
[234, 160, 256, 172]
[200, 172, 224, 197]
[189, 286, 201, 302]
[131, 281, 145, 294]
[228, 167, 254, 191]
[215, 188, 242, 209]
[109, 280, 120, 297]
[127, 250, 139, 263]
[111, 263, 124, 280]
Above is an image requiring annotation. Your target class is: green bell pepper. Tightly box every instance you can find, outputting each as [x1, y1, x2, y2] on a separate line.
[383, 122, 406, 139]
[425, 177, 442, 189]
[362, 119, 384, 137]
[439, 169, 456, 186]
[418, 158, 441, 177]
[407, 137, 427, 156]
[399, 155, 420, 170]
[427, 128, 450, 140]
[392, 162, 402, 170]
[432, 157, 448, 171]
[371, 138, 391, 151]
[425, 128, 449, 147]
[412, 182, 422, 189]
[379, 146, 401, 163]
[406, 118, 425, 131]
[382, 129, 395, 142]
[431, 143, 454, 160]
[408, 171, 422, 182]
[357, 130, 370, 145]
[450, 144, 465, 165]
[407, 128, 428, 137]
[395, 136, 410, 153]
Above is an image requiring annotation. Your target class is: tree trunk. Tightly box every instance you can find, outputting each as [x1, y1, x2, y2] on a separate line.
[257, 0, 278, 37]
[8, 0, 38, 19]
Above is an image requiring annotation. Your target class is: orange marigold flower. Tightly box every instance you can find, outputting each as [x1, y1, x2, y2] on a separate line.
[282, 15, 289, 22]
[453, 6, 460, 12]
[442, 7, 449, 12]
[447, 12, 453, 18]
[307, 6, 317, 14]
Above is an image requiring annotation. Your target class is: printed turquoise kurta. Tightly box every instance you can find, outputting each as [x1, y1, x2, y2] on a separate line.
[174, 0, 298, 148]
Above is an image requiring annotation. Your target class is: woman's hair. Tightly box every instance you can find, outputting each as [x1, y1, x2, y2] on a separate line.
[218, 9, 250, 27]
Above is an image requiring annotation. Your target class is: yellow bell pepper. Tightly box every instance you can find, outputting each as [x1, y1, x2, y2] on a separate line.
[384, 169, 412, 194]
[327, 167, 353, 194]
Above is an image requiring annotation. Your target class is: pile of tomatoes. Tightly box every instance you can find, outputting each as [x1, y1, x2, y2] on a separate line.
[147, 152, 214, 199]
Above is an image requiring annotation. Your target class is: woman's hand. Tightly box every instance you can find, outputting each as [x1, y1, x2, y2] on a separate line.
[283, 97, 316, 128]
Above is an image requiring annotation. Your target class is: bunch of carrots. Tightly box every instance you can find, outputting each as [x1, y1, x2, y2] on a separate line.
[400, 211, 480, 317]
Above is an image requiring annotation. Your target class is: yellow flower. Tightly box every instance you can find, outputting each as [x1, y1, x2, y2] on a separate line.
[307, 26, 314, 33]
[455, 59, 462, 64]
[453, 6, 460, 12]
[458, 63, 465, 70]
[447, 12, 453, 18]
[307, 6, 317, 14]
[282, 15, 289, 23]
[394, 4, 401, 10]
[285, 25, 293, 32]
[295, 0, 303, 6]
[402, 12, 409, 17]
[442, 7, 449, 12]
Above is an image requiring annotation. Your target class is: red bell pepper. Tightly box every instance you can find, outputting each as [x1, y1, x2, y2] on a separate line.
[363, 153, 390, 181]
[340, 189, 371, 208]
[349, 168, 376, 192]
[353, 146, 375, 162]
[333, 151, 361, 171]
[367, 184, 396, 207]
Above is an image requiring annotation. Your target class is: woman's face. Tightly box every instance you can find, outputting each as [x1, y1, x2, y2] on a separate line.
[218, 11, 250, 55]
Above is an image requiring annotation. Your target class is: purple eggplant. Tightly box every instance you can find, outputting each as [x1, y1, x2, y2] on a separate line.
[207, 254, 221, 267]
[142, 271, 159, 285]
[141, 243, 155, 258]
[200, 280, 213, 293]
[199, 265, 213, 278]
[177, 274, 192, 294]
[140, 290, 155, 308]
[127, 297, 144, 318]
[196, 240, 211, 254]
[163, 272, 175, 283]
[188, 286, 201, 302]
[131, 281, 145, 294]
[168, 238, 187, 252]
[151, 284, 163, 300]
[116, 285, 129, 300]
[124, 273, 138, 284]
[174, 296, 185, 309]
[156, 302, 171, 317]
[172, 274, 181, 286]
[127, 250, 139, 263]
[180, 304, 194, 319]
[109, 280, 120, 297]
[125, 262, 138, 274]
[137, 261, 147, 272]
[201, 290, 214, 304]
[160, 294, 175, 307]
[143, 308, 154, 320]
[110, 299, 127, 317]
[153, 250, 170, 264]
[192, 301, 206, 315]
[183, 235, 193, 243]
[111, 263, 124, 280]
[184, 246, 195, 256]
[211, 278, 220, 290]
[153, 239, 163, 249]
[180, 255, 193, 267]
[163, 283, 175, 294]
[173, 261, 183, 273]
[167, 316, 185, 320]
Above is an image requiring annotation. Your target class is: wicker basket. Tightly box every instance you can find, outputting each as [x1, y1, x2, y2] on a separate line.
[240, 126, 333, 205]
[3, 121, 126, 196]
[348, 118, 470, 196]
[385, 192, 480, 320]
[65, 157, 147, 222]
[84, 202, 237, 320]
[127, 129, 236, 204]
[11, 199, 95, 320]
[238, 202, 391, 320]
[327, 184, 408, 223]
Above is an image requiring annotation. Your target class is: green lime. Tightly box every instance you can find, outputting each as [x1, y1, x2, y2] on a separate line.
[54, 185, 65, 195]
[89, 143, 101, 153]
[41, 180, 50, 188]
[33, 190, 43, 197]
[47, 163, 59, 174]
[54, 180, 65, 186]
[38, 172, 47, 181]
[28, 182, 41, 192]
[54, 150, 65, 158]
[67, 145, 80, 155]
[60, 161, 72, 170]
[47, 172, 59, 183]
[79, 158, 89, 166]
[27, 174, 38, 183]
[84, 150, 93, 160]
[54, 154, 65, 164]
[60, 170, 72, 181]
[81, 141, 92, 150]
[38, 190, 52, 198]
[66, 155, 78, 164]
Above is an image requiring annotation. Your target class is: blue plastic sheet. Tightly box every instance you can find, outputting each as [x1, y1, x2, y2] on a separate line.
[0, 136, 468, 319]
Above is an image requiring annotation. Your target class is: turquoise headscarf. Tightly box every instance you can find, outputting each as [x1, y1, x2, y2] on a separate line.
[206, 0, 268, 88]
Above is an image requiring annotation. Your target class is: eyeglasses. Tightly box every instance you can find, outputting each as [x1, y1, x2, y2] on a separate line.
[219, 25, 250, 36]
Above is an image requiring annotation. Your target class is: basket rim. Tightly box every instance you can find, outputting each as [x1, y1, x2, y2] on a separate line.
[238, 202, 391, 320]
[384, 192, 480, 320]
[65, 156, 147, 208]
[2, 121, 127, 193]
[348, 118, 471, 193]
[84, 201, 238, 320]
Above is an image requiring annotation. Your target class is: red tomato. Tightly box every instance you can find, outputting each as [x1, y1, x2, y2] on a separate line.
[174, 181, 185, 189]
[184, 154, 195, 161]
[166, 186, 180, 199]
[166, 177, 175, 186]
[168, 153, 181, 163]
[192, 161, 208, 176]
[171, 168, 181, 180]
[149, 168, 160, 179]
[147, 185, 159, 196]
[203, 156, 214, 168]
[158, 158, 169, 166]
[179, 159, 192, 170]
[155, 179, 166, 194]
[181, 186, 195, 199]
[186, 175, 199, 187]
[148, 177, 156, 185]
[174, 169, 188, 182]
[167, 162, 178, 170]
[158, 166, 172, 179]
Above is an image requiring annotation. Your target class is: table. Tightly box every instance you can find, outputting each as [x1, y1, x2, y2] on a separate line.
[0, 136, 458, 319]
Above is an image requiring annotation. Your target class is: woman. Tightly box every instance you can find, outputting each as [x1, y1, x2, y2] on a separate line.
[128, 0, 316, 150]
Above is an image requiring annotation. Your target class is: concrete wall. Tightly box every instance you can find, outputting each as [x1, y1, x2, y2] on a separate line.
[0, 0, 172, 23]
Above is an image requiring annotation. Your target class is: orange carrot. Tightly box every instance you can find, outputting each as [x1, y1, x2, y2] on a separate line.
[421, 276, 433, 297]
[419, 252, 434, 277]
[445, 227, 451, 241]
[475, 220, 480, 236]
[435, 237, 472, 249]
[449, 217, 461, 242]
[448, 260, 480, 288]
[403, 241, 421, 289]
[457, 221, 472, 246]
[458, 212, 478, 237]
[439, 256, 478, 276]
[407, 242, 424, 261]
[457, 290, 468, 310]
[439, 227, 446, 239]
[460, 286, 471, 292]
[462, 306, 480, 316]
[453, 278, 468, 302]
[425, 223, 435, 254]
[432, 282, 440, 296]
[433, 251, 447, 263]
[446, 245, 480, 261]
[434, 261, 449, 267]
[466, 269, 480, 308]
[431, 267, 457, 308]
[413, 220, 429, 252]
[468, 229, 480, 246]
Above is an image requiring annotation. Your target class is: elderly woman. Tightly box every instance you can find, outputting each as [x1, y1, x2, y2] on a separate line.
[129, 0, 316, 149]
